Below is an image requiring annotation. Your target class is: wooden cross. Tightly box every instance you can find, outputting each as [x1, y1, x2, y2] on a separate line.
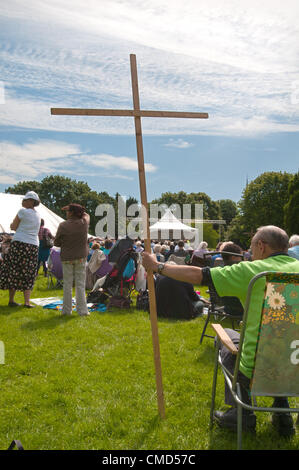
[51, 54, 209, 419]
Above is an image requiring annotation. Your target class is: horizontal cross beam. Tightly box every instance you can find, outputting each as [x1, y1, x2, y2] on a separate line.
[51, 108, 209, 119]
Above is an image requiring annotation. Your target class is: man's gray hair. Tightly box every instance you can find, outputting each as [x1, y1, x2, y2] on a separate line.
[289, 234, 299, 247]
[253, 225, 289, 252]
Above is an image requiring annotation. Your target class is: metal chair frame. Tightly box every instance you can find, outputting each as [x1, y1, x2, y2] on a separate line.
[210, 271, 299, 449]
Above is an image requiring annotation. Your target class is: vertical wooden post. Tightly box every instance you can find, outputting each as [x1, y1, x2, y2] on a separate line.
[130, 54, 165, 419]
[51, 53, 208, 419]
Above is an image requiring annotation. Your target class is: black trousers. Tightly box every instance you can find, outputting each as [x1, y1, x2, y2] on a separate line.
[220, 329, 289, 410]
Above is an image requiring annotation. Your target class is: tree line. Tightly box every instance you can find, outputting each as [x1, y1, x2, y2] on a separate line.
[5, 171, 298, 248]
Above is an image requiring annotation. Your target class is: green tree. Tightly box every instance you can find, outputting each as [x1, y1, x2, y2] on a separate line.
[284, 172, 299, 235]
[225, 213, 250, 249]
[226, 171, 293, 248]
[218, 199, 238, 225]
[202, 224, 220, 249]
[239, 171, 292, 232]
[150, 191, 220, 220]
[5, 180, 42, 196]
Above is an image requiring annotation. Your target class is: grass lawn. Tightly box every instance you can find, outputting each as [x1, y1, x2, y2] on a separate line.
[0, 273, 298, 450]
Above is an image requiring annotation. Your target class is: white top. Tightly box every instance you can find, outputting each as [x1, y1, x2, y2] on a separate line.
[12, 208, 41, 246]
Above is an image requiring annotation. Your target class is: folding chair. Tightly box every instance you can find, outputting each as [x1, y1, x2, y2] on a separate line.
[191, 253, 211, 267]
[47, 248, 63, 288]
[210, 271, 299, 449]
[166, 254, 186, 265]
[199, 251, 244, 344]
[200, 283, 243, 344]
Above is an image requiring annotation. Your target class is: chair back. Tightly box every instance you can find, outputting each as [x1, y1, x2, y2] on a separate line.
[250, 272, 299, 396]
[95, 254, 113, 278]
[49, 248, 63, 280]
[208, 283, 224, 309]
[234, 272, 299, 397]
[191, 254, 210, 267]
[167, 254, 186, 265]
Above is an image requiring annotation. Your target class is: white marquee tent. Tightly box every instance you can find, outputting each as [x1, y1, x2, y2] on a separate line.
[0, 193, 65, 235]
[149, 209, 199, 245]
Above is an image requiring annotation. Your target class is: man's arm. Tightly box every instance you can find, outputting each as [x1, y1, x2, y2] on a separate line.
[142, 251, 203, 285]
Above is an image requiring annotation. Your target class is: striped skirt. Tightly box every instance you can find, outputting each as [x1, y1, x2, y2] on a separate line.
[0, 241, 38, 291]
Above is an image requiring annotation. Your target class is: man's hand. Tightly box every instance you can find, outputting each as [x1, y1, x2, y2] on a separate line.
[142, 251, 159, 272]
[142, 250, 203, 285]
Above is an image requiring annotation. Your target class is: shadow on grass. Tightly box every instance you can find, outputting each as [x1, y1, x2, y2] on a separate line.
[0, 305, 21, 316]
[20, 314, 75, 331]
[131, 415, 162, 450]
[207, 405, 299, 450]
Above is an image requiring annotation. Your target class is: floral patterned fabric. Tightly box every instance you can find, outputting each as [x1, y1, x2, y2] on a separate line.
[0, 241, 38, 291]
[251, 273, 299, 396]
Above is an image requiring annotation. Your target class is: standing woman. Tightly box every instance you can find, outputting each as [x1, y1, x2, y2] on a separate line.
[0, 191, 41, 308]
[54, 203, 90, 316]
[37, 219, 54, 276]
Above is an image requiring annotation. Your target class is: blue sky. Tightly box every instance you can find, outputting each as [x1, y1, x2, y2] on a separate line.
[1, 0, 298, 204]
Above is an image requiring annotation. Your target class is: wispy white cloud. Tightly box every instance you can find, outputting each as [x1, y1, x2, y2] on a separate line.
[0, 139, 156, 185]
[0, 0, 298, 137]
[78, 154, 157, 173]
[0, 139, 80, 183]
[164, 138, 194, 149]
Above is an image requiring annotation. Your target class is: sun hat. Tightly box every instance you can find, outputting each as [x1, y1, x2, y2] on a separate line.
[61, 203, 86, 218]
[23, 191, 40, 202]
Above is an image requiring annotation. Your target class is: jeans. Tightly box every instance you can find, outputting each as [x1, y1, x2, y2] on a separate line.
[62, 259, 88, 316]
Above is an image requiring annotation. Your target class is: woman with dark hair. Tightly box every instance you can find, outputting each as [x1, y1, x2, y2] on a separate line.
[54, 203, 90, 316]
[37, 218, 54, 276]
[0, 191, 41, 308]
[102, 239, 113, 255]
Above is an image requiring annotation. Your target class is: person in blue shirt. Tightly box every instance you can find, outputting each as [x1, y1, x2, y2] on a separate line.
[288, 234, 299, 260]
[102, 239, 113, 256]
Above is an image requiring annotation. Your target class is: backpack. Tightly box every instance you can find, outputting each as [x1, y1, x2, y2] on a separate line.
[122, 258, 135, 279]
[115, 250, 137, 280]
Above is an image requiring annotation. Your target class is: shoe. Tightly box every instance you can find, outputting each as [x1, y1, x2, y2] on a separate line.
[272, 412, 295, 437]
[24, 304, 35, 308]
[8, 302, 21, 307]
[213, 407, 256, 432]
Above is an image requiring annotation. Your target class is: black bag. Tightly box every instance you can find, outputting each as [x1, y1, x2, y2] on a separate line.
[87, 290, 108, 304]
[136, 290, 149, 312]
[108, 295, 131, 309]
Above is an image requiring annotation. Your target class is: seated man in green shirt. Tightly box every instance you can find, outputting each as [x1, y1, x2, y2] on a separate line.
[142, 225, 299, 437]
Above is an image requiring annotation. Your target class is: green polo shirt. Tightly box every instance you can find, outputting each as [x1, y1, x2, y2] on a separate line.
[210, 255, 299, 379]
